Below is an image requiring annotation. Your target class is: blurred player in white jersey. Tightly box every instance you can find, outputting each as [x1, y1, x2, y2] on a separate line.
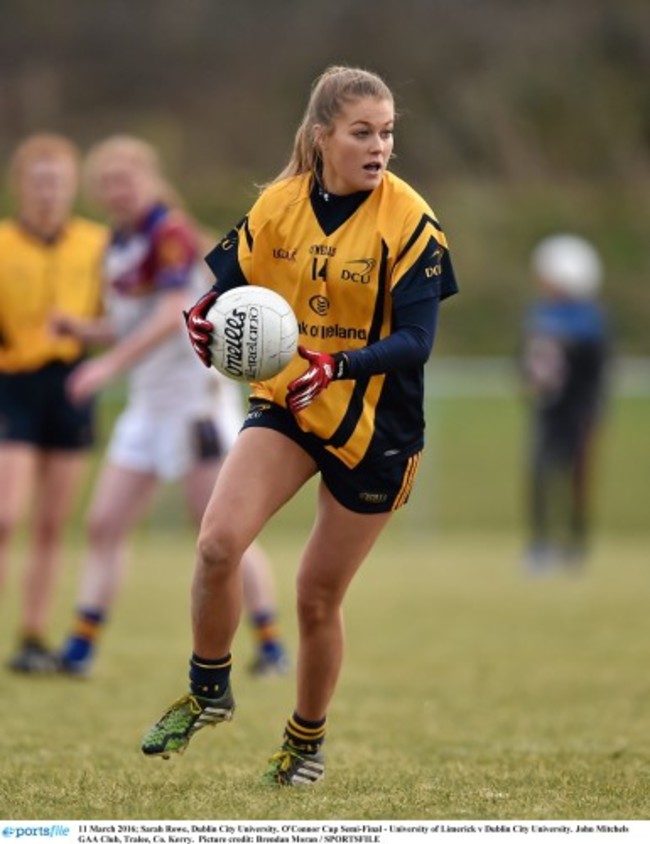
[52, 136, 288, 676]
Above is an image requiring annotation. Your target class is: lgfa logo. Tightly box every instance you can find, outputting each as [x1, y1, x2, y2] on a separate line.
[272, 247, 298, 262]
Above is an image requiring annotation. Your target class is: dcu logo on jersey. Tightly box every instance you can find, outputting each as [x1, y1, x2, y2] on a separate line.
[425, 247, 444, 278]
[341, 258, 375, 284]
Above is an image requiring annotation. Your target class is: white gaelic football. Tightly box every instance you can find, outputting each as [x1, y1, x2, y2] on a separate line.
[207, 286, 298, 382]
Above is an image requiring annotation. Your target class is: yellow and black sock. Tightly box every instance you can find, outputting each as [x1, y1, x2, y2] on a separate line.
[189, 652, 232, 699]
[251, 610, 285, 661]
[284, 711, 326, 754]
[60, 608, 105, 665]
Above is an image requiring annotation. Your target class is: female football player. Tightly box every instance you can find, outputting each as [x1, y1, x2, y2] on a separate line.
[53, 136, 288, 677]
[0, 134, 106, 672]
[141, 66, 458, 785]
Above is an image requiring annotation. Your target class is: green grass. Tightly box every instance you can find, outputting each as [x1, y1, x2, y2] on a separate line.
[1, 529, 649, 820]
[2, 390, 648, 818]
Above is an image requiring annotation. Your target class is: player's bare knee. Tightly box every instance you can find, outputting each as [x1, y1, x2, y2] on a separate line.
[196, 525, 241, 576]
[31, 517, 66, 547]
[296, 584, 340, 630]
[0, 500, 27, 543]
[86, 512, 124, 549]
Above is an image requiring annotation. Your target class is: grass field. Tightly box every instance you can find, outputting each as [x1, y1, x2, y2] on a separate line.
[1, 528, 649, 821]
[1, 389, 648, 820]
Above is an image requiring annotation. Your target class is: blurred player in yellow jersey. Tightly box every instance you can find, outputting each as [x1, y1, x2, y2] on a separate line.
[0, 134, 106, 672]
[142, 65, 458, 785]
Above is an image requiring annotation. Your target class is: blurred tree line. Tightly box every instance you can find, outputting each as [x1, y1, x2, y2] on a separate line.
[0, 0, 648, 355]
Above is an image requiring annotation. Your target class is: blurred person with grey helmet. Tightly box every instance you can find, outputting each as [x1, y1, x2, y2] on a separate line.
[521, 234, 609, 573]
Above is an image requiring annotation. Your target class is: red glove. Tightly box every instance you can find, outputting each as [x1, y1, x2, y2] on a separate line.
[287, 346, 347, 414]
[183, 289, 218, 367]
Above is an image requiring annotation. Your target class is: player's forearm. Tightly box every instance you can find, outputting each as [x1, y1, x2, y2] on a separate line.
[338, 296, 439, 379]
[102, 294, 184, 374]
[51, 314, 116, 346]
[78, 318, 117, 346]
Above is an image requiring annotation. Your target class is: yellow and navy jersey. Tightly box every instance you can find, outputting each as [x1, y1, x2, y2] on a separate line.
[0, 217, 107, 373]
[206, 170, 458, 468]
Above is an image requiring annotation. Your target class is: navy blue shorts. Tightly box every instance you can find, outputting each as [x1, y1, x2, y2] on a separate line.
[0, 361, 96, 451]
[242, 399, 422, 514]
